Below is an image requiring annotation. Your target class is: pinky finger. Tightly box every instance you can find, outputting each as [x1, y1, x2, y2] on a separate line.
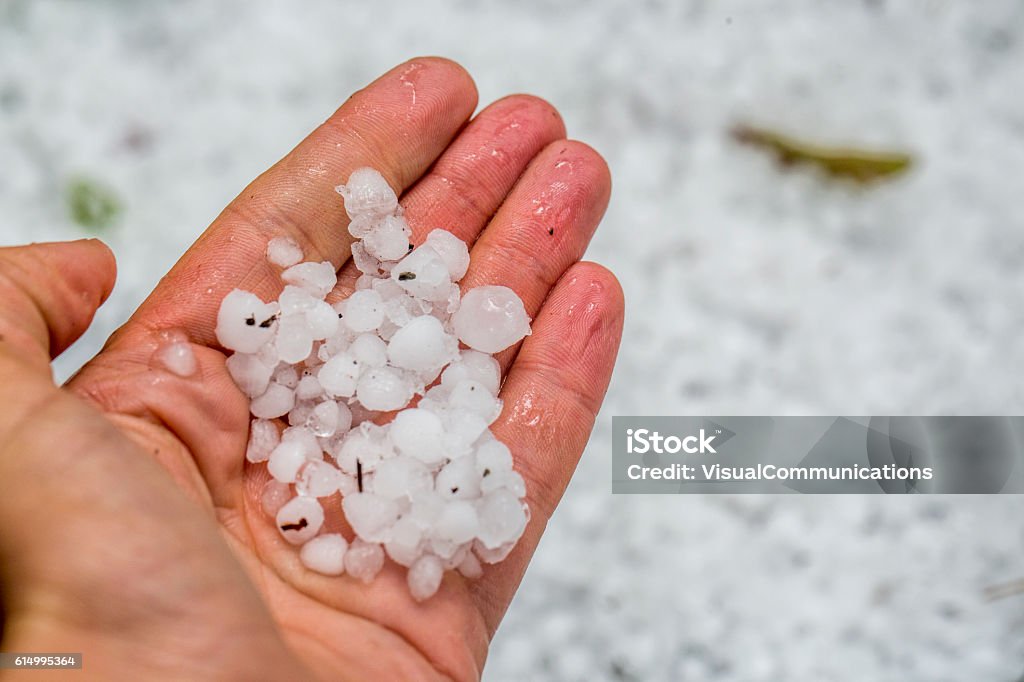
[469, 261, 625, 633]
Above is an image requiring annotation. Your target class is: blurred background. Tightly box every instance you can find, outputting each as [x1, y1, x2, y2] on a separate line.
[3, 0, 1024, 679]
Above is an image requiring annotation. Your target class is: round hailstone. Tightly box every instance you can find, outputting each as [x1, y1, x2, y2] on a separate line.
[372, 457, 432, 499]
[154, 339, 197, 377]
[476, 489, 528, 549]
[280, 425, 322, 459]
[341, 290, 385, 332]
[246, 419, 280, 463]
[299, 534, 348, 576]
[344, 538, 385, 583]
[267, 439, 308, 483]
[407, 554, 445, 602]
[342, 492, 401, 543]
[440, 350, 501, 395]
[260, 479, 292, 517]
[334, 423, 392, 474]
[335, 167, 398, 218]
[281, 261, 337, 299]
[456, 551, 483, 579]
[250, 382, 295, 419]
[227, 353, 274, 398]
[364, 214, 411, 261]
[386, 315, 458, 372]
[435, 457, 482, 500]
[447, 380, 503, 423]
[435, 500, 479, 544]
[391, 245, 451, 301]
[443, 411, 489, 457]
[216, 289, 279, 353]
[295, 374, 323, 401]
[475, 440, 513, 478]
[356, 367, 413, 411]
[267, 236, 303, 268]
[350, 333, 388, 367]
[452, 286, 531, 353]
[275, 496, 325, 545]
[318, 353, 361, 398]
[384, 516, 424, 567]
[276, 314, 314, 364]
[273, 364, 300, 389]
[306, 299, 340, 340]
[389, 408, 445, 465]
[407, 490, 445, 530]
[424, 229, 470, 280]
[279, 285, 316, 316]
[307, 400, 340, 437]
[481, 469, 526, 497]
[295, 460, 342, 498]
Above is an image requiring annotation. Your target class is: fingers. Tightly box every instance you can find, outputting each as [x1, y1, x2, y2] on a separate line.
[0, 239, 116, 369]
[130, 57, 478, 347]
[330, 94, 566, 299]
[470, 262, 625, 632]
[460, 140, 612, 371]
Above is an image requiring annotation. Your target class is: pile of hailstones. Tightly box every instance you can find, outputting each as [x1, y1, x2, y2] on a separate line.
[215, 168, 531, 602]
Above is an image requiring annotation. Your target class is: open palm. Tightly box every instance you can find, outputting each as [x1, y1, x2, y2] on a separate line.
[0, 58, 623, 681]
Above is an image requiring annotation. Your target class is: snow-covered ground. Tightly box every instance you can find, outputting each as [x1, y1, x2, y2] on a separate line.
[3, 1, 1024, 679]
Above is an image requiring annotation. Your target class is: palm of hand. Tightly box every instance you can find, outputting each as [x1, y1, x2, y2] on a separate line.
[0, 58, 623, 681]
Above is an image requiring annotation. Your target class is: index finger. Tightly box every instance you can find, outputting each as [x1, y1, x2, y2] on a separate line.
[129, 57, 478, 347]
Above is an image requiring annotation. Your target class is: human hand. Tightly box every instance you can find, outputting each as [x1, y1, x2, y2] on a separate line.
[0, 58, 623, 681]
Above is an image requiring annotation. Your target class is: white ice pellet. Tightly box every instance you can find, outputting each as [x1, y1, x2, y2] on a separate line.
[223, 166, 533, 601]
[372, 457, 432, 499]
[476, 489, 528, 549]
[306, 299, 340, 340]
[389, 408, 446, 465]
[342, 492, 401, 543]
[250, 382, 295, 419]
[276, 495, 325, 545]
[424, 229, 470, 280]
[154, 337, 198, 377]
[267, 439, 308, 483]
[295, 374, 323, 401]
[435, 500, 479, 544]
[299, 533, 348, 576]
[246, 419, 280, 463]
[386, 315, 457, 372]
[349, 333, 388, 367]
[295, 459, 342, 497]
[267, 236, 304, 267]
[356, 366, 413, 412]
[276, 314, 314, 364]
[215, 289, 279, 353]
[448, 380, 503, 424]
[281, 261, 337, 299]
[451, 285, 531, 353]
[441, 350, 501, 395]
[307, 400, 340, 437]
[318, 353, 360, 398]
[364, 214, 411, 261]
[456, 551, 483, 579]
[335, 167, 398, 218]
[392, 245, 452, 302]
[341, 289, 385, 332]
[344, 538, 385, 583]
[227, 353, 274, 397]
[407, 554, 445, 602]
[435, 457, 482, 501]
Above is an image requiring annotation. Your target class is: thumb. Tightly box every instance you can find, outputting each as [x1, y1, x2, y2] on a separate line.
[0, 239, 116, 371]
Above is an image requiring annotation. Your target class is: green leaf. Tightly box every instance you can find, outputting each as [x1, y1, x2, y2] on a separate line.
[65, 176, 121, 231]
[731, 124, 914, 183]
